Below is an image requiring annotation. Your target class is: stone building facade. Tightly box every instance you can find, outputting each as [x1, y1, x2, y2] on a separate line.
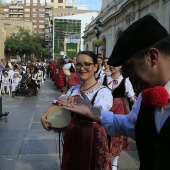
[83, 0, 170, 58]
[4, 19, 33, 40]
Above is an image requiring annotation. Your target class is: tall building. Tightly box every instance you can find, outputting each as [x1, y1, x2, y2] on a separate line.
[53, 18, 81, 58]
[3, 0, 100, 59]
[0, 0, 4, 59]
[53, 12, 99, 59]
[3, 0, 53, 38]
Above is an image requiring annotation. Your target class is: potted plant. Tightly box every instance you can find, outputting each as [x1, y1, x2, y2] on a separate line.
[93, 39, 103, 47]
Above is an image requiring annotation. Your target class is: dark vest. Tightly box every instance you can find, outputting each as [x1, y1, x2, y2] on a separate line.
[135, 103, 170, 170]
[103, 76, 126, 98]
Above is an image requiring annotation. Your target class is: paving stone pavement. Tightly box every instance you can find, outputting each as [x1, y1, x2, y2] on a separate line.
[0, 78, 140, 170]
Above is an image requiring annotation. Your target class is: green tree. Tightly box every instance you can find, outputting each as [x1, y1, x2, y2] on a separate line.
[4, 27, 50, 62]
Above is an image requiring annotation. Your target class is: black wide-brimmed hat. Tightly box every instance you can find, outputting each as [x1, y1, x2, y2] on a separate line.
[108, 15, 169, 66]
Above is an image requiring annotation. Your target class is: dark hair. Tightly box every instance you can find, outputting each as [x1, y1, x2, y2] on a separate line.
[69, 64, 76, 73]
[5, 65, 10, 68]
[97, 56, 103, 60]
[78, 51, 97, 64]
[26, 66, 31, 73]
[58, 58, 66, 70]
[151, 35, 170, 55]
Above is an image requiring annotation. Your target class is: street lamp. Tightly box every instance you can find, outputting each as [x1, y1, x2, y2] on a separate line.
[94, 19, 102, 56]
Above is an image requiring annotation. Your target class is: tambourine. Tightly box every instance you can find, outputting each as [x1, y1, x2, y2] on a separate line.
[47, 100, 71, 130]
[63, 68, 71, 76]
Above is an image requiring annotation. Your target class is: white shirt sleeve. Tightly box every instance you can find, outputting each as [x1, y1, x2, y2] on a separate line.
[125, 77, 136, 101]
[93, 87, 113, 111]
[100, 93, 142, 138]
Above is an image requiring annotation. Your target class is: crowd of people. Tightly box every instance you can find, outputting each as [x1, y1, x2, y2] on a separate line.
[0, 60, 47, 97]
[41, 49, 138, 170]
[0, 13, 168, 170]
[56, 14, 170, 170]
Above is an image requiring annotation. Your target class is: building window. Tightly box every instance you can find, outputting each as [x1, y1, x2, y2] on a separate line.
[32, 14, 37, 17]
[40, 0, 46, 3]
[39, 25, 45, 28]
[39, 14, 45, 17]
[39, 30, 45, 34]
[25, 9, 30, 12]
[25, 14, 30, 17]
[39, 8, 45, 12]
[58, 0, 63, 3]
[4, 14, 9, 17]
[32, 8, 37, 12]
[4, 9, 8, 12]
[45, 18, 49, 22]
[39, 20, 45, 23]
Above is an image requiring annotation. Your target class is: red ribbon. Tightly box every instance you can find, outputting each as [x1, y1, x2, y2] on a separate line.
[108, 79, 118, 85]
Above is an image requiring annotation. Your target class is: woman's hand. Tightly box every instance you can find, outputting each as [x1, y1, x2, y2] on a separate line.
[40, 106, 53, 131]
[40, 116, 51, 131]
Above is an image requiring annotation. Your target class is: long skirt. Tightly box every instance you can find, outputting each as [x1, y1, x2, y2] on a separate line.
[61, 118, 111, 170]
[56, 70, 65, 90]
[108, 98, 130, 156]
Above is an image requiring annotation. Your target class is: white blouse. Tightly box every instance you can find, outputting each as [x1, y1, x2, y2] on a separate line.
[60, 84, 113, 111]
[98, 74, 136, 101]
[63, 63, 75, 70]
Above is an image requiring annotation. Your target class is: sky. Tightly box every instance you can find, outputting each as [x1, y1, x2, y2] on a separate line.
[2, 0, 102, 11]
[76, 0, 102, 11]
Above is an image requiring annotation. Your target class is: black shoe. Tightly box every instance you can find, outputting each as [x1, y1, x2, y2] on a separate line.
[12, 92, 15, 98]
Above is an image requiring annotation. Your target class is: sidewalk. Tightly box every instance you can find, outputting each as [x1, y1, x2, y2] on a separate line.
[0, 78, 139, 170]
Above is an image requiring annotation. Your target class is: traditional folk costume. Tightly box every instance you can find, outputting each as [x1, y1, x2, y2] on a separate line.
[63, 63, 80, 91]
[95, 66, 105, 80]
[56, 66, 65, 92]
[61, 84, 113, 170]
[99, 74, 136, 169]
[51, 62, 58, 82]
[101, 81, 170, 170]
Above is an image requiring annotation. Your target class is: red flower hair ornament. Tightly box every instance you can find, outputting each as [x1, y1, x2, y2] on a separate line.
[142, 86, 169, 108]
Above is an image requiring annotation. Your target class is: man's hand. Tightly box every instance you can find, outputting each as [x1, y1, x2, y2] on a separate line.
[57, 90, 101, 122]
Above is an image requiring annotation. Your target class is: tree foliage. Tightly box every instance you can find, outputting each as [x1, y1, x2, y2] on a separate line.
[4, 27, 49, 61]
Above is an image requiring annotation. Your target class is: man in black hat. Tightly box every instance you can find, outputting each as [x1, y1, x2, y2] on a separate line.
[58, 14, 170, 170]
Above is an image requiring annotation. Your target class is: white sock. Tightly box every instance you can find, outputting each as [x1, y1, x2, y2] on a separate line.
[112, 156, 119, 170]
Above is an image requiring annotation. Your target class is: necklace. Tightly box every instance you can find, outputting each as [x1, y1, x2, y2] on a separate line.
[82, 81, 98, 91]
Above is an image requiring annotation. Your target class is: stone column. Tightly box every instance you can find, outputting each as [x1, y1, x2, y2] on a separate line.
[0, 0, 4, 60]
